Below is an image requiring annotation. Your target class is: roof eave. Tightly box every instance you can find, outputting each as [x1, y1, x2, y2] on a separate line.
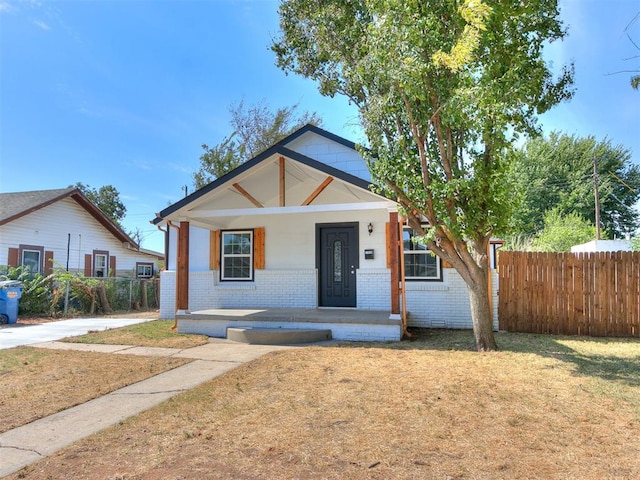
[0, 188, 76, 226]
[152, 146, 379, 224]
[69, 191, 138, 247]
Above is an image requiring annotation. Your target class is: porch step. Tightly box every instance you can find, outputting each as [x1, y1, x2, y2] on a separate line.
[226, 327, 332, 345]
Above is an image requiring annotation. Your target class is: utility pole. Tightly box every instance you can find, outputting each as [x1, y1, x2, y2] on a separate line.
[593, 154, 601, 240]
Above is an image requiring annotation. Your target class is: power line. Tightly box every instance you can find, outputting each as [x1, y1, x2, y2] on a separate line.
[608, 170, 637, 193]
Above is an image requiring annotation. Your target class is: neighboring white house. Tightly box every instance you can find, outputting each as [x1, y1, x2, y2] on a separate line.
[571, 239, 633, 253]
[0, 188, 163, 278]
[152, 125, 498, 341]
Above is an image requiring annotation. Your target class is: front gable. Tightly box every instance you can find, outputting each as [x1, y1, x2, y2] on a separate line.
[281, 125, 371, 182]
[154, 125, 388, 231]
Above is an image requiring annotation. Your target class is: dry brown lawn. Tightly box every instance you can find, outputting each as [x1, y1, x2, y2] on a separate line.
[0, 348, 190, 433]
[6, 330, 640, 480]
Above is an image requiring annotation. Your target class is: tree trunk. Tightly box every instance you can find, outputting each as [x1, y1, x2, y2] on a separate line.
[140, 279, 148, 310]
[153, 279, 159, 308]
[466, 274, 497, 351]
[96, 282, 112, 314]
[89, 290, 96, 315]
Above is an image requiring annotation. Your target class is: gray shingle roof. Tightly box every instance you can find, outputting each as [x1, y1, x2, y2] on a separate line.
[0, 187, 139, 248]
[0, 188, 76, 223]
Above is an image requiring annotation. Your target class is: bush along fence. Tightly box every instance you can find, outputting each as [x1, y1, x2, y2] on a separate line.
[0, 266, 159, 317]
[498, 251, 640, 337]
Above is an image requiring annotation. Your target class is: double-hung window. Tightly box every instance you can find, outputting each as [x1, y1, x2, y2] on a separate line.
[94, 253, 108, 277]
[136, 263, 153, 278]
[22, 249, 41, 274]
[403, 227, 442, 281]
[221, 230, 253, 281]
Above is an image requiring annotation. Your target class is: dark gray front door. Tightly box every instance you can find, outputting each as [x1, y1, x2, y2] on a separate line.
[317, 223, 358, 307]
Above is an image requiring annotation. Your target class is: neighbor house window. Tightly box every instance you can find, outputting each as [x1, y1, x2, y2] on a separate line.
[221, 230, 253, 281]
[136, 262, 154, 278]
[21, 248, 42, 274]
[403, 227, 442, 281]
[94, 252, 108, 277]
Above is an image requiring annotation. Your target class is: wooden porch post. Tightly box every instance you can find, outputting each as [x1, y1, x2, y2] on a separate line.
[389, 211, 400, 315]
[176, 221, 190, 312]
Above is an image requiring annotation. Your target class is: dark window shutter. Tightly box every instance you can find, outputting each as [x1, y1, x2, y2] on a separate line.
[84, 254, 92, 277]
[210, 230, 220, 270]
[109, 256, 116, 277]
[254, 227, 265, 270]
[385, 223, 392, 269]
[8, 248, 19, 268]
[44, 251, 54, 275]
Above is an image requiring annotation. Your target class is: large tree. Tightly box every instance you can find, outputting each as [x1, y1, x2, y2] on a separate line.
[72, 182, 126, 227]
[532, 208, 597, 252]
[273, 0, 573, 350]
[193, 100, 321, 189]
[509, 133, 640, 238]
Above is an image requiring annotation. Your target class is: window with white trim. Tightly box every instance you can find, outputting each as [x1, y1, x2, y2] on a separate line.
[22, 249, 41, 274]
[403, 227, 442, 281]
[136, 263, 154, 278]
[221, 230, 253, 281]
[94, 253, 108, 278]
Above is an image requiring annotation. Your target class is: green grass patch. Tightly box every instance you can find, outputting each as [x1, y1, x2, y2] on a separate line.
[0, 347, 48, 373]
[63, 320, 210, 348]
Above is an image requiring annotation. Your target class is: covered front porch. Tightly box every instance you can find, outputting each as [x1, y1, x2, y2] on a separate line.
[176, 308, 402, 342]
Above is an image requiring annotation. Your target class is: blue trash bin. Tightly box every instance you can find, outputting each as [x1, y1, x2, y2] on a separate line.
[0, 280, 23, 324]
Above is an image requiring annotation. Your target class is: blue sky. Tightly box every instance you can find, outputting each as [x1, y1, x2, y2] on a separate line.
[1, 0, 639, 253]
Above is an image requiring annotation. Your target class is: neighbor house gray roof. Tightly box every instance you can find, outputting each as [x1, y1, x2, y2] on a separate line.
[0, 188, 76, 224]
[0, 187, 137, 247]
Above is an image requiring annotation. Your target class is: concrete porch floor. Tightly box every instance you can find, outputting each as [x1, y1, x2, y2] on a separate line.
[178, 308, 398, 325]
[175, 308, 402, 342]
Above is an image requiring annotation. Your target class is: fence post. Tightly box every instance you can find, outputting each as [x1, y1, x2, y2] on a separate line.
[141, 279, 148, 310]
[64, 280, 70, 315]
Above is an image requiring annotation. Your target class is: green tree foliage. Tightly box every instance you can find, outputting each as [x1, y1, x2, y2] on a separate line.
[273, 0, 573, 351]
[0, 266, 53, 315]
[193, 100, 322, 189]
[510, 133, 640, 238]
[532, 208, 597, 252]
[72, 182, 127, 227]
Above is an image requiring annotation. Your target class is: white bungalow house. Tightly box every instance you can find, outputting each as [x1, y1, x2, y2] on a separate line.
[0, 188, 163, 278]
[152, 125, 499, 342]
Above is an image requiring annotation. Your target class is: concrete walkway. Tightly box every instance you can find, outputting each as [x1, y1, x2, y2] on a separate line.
[0, 338, 297, 477]
[0, 317, 155, 349]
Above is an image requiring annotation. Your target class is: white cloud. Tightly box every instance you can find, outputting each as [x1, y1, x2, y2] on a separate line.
[167, 162, 193, 174]
[33, 18, 50, 30]
[0, 1, 15, 13]
[125, 158, 153, 171]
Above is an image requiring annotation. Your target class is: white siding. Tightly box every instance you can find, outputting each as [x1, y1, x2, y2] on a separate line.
[166, 209, 390, 272]
[0, 198, 160, 276]
[284, 131, 371, 181]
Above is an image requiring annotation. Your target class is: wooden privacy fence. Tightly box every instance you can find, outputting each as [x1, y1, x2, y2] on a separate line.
[498, 251, 640, 337]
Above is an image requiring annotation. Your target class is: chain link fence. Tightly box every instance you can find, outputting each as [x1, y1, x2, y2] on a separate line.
[61, 277, 160, 315]
[0, 266, 160, 317]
